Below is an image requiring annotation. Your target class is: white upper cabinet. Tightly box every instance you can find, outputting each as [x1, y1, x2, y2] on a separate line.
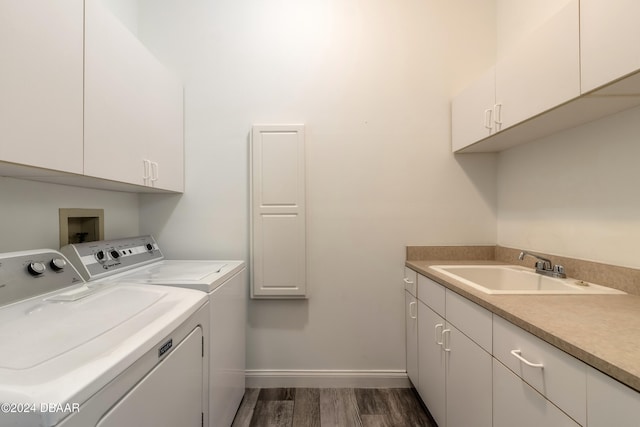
[84, 0, 184, 192]
[580, 0, 640, 94]
[452, 0, 580, 152]
[451, 67, 496, 152]
[0, 0, 84, 174]
[495, 0, 580, 130]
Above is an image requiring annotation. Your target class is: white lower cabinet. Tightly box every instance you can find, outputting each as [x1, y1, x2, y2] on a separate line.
[445, 322, 492, 427]
[417, 301, 446, 426]
[405, 291, 419, 388]
[416, 273, 492, 427]
[493, 315, 587, 425]
[493, 359, 579, 427]
[405, 268, 640, 427]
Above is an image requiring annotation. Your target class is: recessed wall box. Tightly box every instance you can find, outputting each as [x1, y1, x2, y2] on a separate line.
[59, 208, 105, 247]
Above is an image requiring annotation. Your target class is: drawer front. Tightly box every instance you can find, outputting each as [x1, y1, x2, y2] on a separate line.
[493, 315, 586, 426]
[587, 366, 640, 427]
[446, 290, 492, 353]
[493, 359, 580, 427]
[403, 267, 417, 297]
[417, 274, 445, 317]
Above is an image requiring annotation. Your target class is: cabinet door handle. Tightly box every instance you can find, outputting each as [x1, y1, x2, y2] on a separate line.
[484, 108, 493, 130]
[510, 349, 543, 368]
[142, 159, 151, 185]
[434, 323, 444, 346]
[403, 278, 414, 285]
[409, 301, 417, 319]
[150, 161, 159, 183]
[442, 328, 451, 352]
[494, 103, 503, 128]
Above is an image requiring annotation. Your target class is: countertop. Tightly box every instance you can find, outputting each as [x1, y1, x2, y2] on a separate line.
[406, 259, 640, 393]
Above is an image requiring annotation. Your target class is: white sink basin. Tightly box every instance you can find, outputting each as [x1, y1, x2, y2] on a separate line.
[429, 265, 625, 295]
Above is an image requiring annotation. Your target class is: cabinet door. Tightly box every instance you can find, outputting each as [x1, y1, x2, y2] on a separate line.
[141, 68, 184, 192]
[495, 0, 580, 129]
[445, 324, 492, 427]
[494, 359, 579, 427]
[250, 125, 306, 298]
[0, 0, 83, 174]
[417, 301, 445, 427]
[451, 67, 495, 152]
[405, 292, 419, 388]
[84, 0, 184, 191]
[580, 0, 640, 94]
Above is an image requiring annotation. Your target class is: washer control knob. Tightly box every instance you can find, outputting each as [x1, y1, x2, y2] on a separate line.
[28, 262, 46, 276]
[95, 250, 106, 263]
[110, 250, 120, 259]
[146, 243, 153, 251]
[50, 258, 67, 271]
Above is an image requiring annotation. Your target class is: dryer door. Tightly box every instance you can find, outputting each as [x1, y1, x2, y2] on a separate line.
[96, 326, 203, 427]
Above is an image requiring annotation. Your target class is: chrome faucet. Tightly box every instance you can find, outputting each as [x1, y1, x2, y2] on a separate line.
[518, 251, 566, 278]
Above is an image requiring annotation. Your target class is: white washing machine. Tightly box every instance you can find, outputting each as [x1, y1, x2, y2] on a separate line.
[0, 248, 209, 427]
[61, 236, 247, 427]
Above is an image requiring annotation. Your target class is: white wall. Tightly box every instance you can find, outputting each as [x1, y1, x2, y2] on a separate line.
[0, 178, 140, 252]
[498, 104, 640, 269]
[137, 0, 497, 374]
[100, 0, 138, 35]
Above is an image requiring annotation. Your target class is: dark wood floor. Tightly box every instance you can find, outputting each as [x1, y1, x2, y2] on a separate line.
[231, 388, 436, 427]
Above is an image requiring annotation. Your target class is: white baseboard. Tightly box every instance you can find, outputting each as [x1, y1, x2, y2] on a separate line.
[245, 369, 411, 388]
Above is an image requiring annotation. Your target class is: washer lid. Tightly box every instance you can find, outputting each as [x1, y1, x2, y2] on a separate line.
[0, 282, 206, 427]
[0, 286, 162, 370]
[141, 261, 228, 281]
[118, 260, 245, 292]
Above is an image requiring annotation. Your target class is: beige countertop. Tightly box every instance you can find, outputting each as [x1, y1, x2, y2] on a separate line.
[406, 259, 640, 393]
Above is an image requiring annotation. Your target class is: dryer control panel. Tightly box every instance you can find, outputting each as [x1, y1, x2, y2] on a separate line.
[61, 235, 164, 281]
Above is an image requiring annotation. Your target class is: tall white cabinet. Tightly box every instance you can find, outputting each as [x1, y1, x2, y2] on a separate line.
[84, 0, 184, 192]
[0, 0, 84, 174]
[250, 125, 306, 298]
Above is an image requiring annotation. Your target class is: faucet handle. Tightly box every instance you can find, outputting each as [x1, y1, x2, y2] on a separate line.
[534, 260, 550, 271]
[553, 265, 566, 277]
